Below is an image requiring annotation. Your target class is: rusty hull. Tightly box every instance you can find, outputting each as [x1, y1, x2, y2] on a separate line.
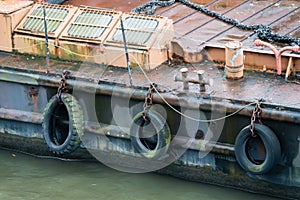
[1, 51, 300, 199]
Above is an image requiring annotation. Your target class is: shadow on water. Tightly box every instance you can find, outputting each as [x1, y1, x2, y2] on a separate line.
[0, 149, 279, 200]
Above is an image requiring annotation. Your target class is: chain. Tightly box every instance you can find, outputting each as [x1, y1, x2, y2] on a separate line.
[250, 99, 263, 137]
[132, 0, 300, 47]
[131, 0, 175, 15]
[56, 70, 70, 102]
[142, 83, 157, 121]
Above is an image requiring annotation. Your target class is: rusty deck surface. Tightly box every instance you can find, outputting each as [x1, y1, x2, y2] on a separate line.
[0, 50, 299, 110]
[0, 0, 299, 109]
[64, 0, 300, 51]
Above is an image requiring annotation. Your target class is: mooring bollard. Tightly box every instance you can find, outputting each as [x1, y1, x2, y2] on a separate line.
[174, 68, 210, 92]
[225, 41, 244, 79]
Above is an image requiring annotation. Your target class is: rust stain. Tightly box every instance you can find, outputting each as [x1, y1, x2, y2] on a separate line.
[29, 86, 39, 112]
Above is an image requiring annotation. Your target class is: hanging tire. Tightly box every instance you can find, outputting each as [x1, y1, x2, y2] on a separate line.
[130, 110, 171, 159]
[43, 93, 84, 155]
[234, 123, 281, 175]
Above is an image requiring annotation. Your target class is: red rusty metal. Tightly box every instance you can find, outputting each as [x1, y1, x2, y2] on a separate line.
[254, 39, 300, 75]
[29, 86, 39, 112]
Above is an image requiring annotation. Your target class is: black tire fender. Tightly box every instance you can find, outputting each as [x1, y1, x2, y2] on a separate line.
[130, 110, 171, 159]
[234, 123, 281, 175]
[42, 93, 84, 155]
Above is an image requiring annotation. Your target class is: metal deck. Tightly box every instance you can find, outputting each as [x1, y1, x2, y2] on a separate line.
[0, 0, 299, 109]
[0, 50, 299, 110]
[65, 0, 300, 51]
[59, 0, 300, 109]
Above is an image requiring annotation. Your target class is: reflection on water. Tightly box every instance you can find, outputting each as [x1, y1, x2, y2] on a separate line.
[0, 149, 278, 200]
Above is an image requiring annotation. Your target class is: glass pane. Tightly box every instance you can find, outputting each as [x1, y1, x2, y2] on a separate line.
[67, 12, 113, 39]
[112, 17, 158, 45]
[23, 6, 69, 33]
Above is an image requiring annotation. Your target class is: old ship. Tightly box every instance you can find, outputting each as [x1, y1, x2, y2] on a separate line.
[0, 0, 299, 199]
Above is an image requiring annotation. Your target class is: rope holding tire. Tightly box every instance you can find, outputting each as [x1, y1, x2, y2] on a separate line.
[43, 93, 84, 155]
[234, 123, 281, 175]
[130, 110, 171, 159]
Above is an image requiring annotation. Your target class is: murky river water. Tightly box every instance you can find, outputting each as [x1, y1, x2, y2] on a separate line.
[0, 149, 279, 200]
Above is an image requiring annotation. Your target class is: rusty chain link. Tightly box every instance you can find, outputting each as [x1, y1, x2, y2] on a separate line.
[250, 99, 263, 137]
[131, 0, 175, 15]
[142, 83, 157, 121]
[56, 70, 70, 102]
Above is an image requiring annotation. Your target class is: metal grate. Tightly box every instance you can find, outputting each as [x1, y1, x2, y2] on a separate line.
[112, 17, 158, 45]
[59, 7, 121, 43]
[67, 12, 113, 39]
[15, 3, 77, 38]
[22, 6, 69, 33]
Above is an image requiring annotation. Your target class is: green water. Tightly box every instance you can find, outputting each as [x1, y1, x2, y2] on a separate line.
[0, 149, 279, 200]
